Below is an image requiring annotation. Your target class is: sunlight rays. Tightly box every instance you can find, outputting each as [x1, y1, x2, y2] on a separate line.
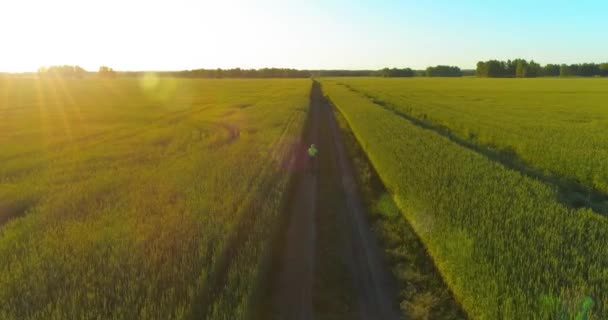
[0, 78, 13, 145]
[46, 74, 74, 143]
[33, 77, 52, 148]
[52, 73, 87, 137]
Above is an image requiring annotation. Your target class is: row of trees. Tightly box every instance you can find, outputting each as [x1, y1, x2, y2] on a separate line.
[36, 65, 118, 78]
[379, 67, 415, 77]
[175, 66, 466, 78]
[98, 66, 116, 78]
[377, 66, 464, 78]
[34, 67, 401, 79]
[426, 65, 462, 77]
[476, 59, 540, 77]
[33, 65, 467, 79]
[313, 70, 376, 77]
[559, 63, 608, 77]
[29, 62, 608, 79]
[477, 59, 608, 77]
[171, 68, 310, 78]
[178, 67, 426, 78]
[37, 65, 87, 78]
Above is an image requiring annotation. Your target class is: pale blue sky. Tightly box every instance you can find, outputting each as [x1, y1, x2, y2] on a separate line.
[1, 0, 606, 71]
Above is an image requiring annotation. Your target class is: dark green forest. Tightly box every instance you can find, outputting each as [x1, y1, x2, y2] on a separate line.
[476, 59, 608, 77]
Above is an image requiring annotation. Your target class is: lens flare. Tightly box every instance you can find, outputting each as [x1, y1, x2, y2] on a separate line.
[139, 73, 177, 103]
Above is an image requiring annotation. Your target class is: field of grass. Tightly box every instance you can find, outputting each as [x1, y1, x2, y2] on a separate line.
[326, 77, 608, 211]
[320, 78, 608, 319]
[0, 77, 310, 319]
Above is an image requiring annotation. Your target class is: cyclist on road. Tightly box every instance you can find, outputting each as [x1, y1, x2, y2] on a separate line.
[307, 143, 318, 173]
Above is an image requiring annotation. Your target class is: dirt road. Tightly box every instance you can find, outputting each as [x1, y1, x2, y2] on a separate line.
[270, 81, 400, 319]
[271, 83, 320, 319]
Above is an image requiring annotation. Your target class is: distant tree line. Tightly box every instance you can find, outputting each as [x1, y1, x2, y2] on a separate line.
[426, 65, 462, 77]
[314, 68, 418, 77]
[134, 68, 422, 78]
[38, 65, 87, 78]
[169, 67, 469, 78]
[559, 63, 608, 77]
[36, 65, 118, 78]
[313, 70, 376, 77]
[379, 67, 415, 77]
[476, 59, 608, 77]
[172, 68, 420, 78]
[30, 64, 470, 79]
[42, 63, 608, 79]
[169, 68, 310, 78]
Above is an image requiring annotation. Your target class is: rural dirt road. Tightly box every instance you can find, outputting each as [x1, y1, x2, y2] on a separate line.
[271, 81, 400, 319]
[271, 84, 320, 319]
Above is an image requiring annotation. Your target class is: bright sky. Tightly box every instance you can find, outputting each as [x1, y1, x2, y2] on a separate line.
[1, 0, 607, 72]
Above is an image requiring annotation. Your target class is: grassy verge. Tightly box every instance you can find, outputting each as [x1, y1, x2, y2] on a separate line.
[330, 96, 466, 319]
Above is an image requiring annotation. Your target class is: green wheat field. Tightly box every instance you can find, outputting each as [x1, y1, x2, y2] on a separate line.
[2, 76, 608, 319]
[0, 77, 309, 319]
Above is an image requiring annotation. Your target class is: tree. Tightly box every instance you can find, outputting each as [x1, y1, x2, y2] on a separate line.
[527, 60, 541, 77]
[381, 67, 414, 77]
[515, 60, 528, 78]
[600, 63, 608, 77]
[560, 64, 579, 77]
[38, 65, 86, 78]
[486, 60, 507, 77]
[506, 59, 517, 76]
[476, 60, 506, 77]
[579, 63, 600, 77]
[542, 64, 560, 77]
[476, 61, 487, 77]
[98, 66, 116, 78]
[426, 65, 462, 77]
[475, 59, 608, 78]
